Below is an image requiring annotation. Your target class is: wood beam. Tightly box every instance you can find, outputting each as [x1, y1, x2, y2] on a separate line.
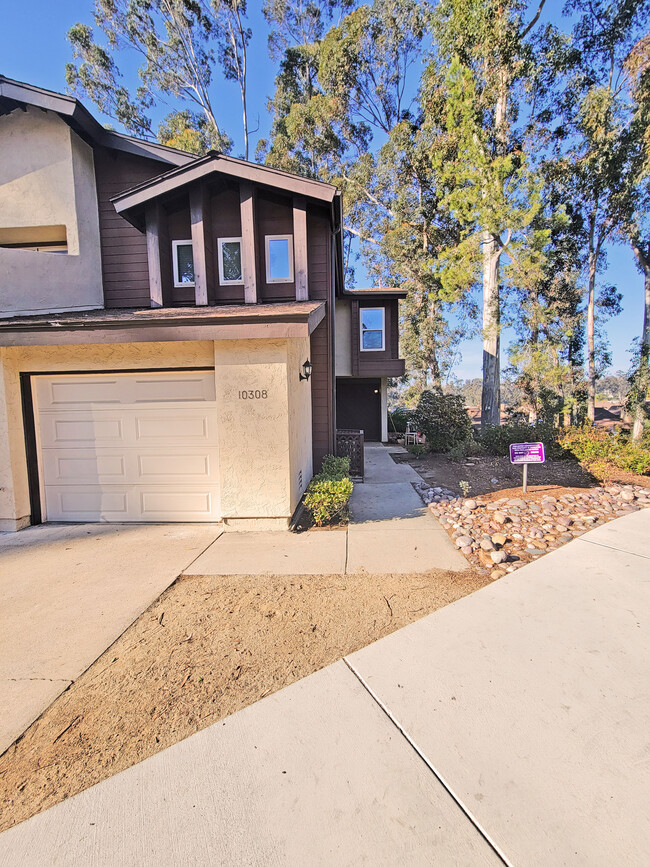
[145, 201, 167, 308]
[239, 180, 257, 303]
[293, 196, 308, 301]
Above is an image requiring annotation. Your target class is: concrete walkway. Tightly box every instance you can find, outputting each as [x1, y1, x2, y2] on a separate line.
[2, 509, 648, 864]
[185, 443, 467, 575]
[0, 523, 222, 755]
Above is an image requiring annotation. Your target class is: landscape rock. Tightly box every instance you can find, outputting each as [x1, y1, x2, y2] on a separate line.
[418, 481, 650, 576]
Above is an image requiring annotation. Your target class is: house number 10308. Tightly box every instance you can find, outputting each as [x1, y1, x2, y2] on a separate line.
[238, 390, 268, 400]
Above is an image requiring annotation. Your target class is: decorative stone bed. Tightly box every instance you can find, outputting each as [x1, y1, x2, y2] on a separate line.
[415, 482, 650, 581]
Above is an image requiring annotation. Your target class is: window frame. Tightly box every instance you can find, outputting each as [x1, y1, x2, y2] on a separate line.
[359, 306, 386, 352]
[217, 236, 244, 285]
[172, 239, 195, 288]
[265, 234, 294, 284]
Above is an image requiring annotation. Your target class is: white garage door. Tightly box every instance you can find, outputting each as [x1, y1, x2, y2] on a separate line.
[33, 371, 221, 522]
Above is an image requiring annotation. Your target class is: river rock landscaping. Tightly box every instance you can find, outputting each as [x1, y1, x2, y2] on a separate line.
[418, 482, 650, 581]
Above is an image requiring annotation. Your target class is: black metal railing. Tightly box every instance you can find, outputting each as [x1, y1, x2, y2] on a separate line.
[336, 429, 364, 481]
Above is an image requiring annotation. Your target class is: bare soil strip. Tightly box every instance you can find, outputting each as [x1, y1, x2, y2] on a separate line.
[0, 568, 488, 832]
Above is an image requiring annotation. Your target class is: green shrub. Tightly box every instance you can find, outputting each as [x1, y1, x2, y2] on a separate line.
[388, 408, 410, 434]
[407, 442, 427, 458]
[478, 420, 567, 460]
[320, 454, 350, 480]
[304, 477, 353, 526]
[412, 390, 472, 453]
[559, 427, 650, 475]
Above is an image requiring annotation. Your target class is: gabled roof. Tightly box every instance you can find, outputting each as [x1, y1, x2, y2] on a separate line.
[0, 74, 195, 167]
[111, 150, 339, 222]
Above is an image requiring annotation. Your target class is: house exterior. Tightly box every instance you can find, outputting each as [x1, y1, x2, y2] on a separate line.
[0, 75, 405, 532]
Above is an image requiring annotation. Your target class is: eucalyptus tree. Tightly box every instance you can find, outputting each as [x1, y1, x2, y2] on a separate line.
[426, 0, 548, 430]
[550, 0, 650, 423]
[66, 0, 252, 157]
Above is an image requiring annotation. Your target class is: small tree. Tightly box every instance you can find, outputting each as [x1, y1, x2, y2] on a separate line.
[412, 390, 472, 453]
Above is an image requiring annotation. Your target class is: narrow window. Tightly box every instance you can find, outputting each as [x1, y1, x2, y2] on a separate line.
[172, 240, 195, 287]
[265, 235, 294, 283]
[217, 237, 244, 284]
[360, 307, 385, 351]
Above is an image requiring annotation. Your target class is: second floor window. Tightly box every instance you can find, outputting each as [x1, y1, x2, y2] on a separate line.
[265, 235, 294, 283]
[218, 237, 244, 284]
[360, 307, 385, 351]
[172, 240, 195, 287]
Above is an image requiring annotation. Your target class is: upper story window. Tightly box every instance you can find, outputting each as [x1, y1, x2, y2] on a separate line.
[0, 225, 68, 253]
[360, 307, 385, 351]
[172, 240, 195, 288]
[218, 237, 244, 285]
[265, 235, 294, 284]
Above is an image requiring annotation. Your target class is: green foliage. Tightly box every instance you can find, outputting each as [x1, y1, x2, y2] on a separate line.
[412, 390, 472, 453]
[320, 454, 351, 479]
[459, 480, 470, 498]
[304, 453, 353, 526]
[478, 421, 568, 460]
[388, 408, 410, 434]
[407, 442, 427, 458]
[559, 427, 650, 475]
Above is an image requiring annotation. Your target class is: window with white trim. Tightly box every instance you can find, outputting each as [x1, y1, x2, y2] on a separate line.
[360, 307, 385, 351]
[265, 234, 294, 283]
[172, 240, 195, 287]
[217, 237, 244, 284]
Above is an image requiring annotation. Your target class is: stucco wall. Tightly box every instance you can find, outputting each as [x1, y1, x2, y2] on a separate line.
[0, 107, 103, 317]
[335, 300, 352, 376]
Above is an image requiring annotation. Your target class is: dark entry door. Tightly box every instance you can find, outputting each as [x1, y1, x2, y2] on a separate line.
[336, 378, 381, 441]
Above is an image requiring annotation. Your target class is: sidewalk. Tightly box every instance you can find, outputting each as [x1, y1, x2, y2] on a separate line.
[184, 443, 468, 576]
[1, 509, 648, 865]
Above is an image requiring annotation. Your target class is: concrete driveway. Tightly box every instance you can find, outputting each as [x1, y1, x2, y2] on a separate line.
[0, 522, 222, 755]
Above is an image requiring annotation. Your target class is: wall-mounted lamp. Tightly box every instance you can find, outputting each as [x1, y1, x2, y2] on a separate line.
[299, 359, 313, 381]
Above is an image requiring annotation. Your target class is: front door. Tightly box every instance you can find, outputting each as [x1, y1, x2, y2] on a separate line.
[336, 378, 381, 441]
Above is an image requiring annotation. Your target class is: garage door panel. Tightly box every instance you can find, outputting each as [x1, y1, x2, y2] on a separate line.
[137, 452, 214, 480]
[134, 412, 213, 443]
[42, 452, 128, 485]
[45, 488, 130, 520]
[39, 415, 127, 449]
[35, 372, 215, 410]
[139, 489, 218, 519]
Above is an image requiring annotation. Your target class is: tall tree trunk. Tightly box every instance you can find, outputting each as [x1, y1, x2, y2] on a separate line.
[481, 230, 501, 430]
[631, 241, 650, 440]
[586, 216, 598, 424]
[430, 343, 443, 391]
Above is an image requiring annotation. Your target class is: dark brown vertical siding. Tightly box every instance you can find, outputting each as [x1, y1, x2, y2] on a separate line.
[95, 147, 170, 308]
[167, 201, 194, 305]
[256, 192, 294, 302]
[308, 209, 334, 470]
[211, 185, 245, 303]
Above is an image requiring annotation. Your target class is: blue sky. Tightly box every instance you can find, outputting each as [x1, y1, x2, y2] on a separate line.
[0, 0, 644, 380]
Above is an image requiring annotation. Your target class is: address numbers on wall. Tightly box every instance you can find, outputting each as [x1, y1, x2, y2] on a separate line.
[238, 390, 268, 400]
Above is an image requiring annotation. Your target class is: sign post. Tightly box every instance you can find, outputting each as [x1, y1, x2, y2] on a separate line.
[509, 442, 545, 493]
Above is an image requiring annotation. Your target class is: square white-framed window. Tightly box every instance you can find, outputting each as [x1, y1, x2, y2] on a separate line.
[360, 307, 385, 351]
[172, 239, 195, 288]
[217, 236, 244, 285]
[265, 234, 294, 284]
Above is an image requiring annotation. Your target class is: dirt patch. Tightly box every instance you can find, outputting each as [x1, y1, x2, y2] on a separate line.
[0, 567, 488, 832]
[394, 451, 649, 498]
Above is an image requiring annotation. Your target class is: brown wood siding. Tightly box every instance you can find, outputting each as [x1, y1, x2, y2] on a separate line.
[211, 185, 245, 303]
[95, 147, 170, 308]
[308, 210, 334, 470]
[256, 191, 295, 302]
[167, 201, 193, 305]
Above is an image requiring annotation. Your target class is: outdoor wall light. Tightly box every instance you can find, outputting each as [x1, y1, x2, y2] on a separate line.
[299, 359, 313, 381]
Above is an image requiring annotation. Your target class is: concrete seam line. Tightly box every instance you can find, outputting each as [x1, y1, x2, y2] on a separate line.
[180, 529, 225, 573]
[342, 657, 514, 867]
[344, 527, 349, 574]
[580, 538, 650, 560]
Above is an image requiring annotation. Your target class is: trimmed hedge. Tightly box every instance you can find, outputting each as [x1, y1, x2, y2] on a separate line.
[478, 420, 567, 460]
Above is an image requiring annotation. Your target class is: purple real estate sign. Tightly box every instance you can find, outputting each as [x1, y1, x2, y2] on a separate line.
[509, 442, 546, 464]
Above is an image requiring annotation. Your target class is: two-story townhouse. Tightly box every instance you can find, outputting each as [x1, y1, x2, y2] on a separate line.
[0, 75, 405, 532]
